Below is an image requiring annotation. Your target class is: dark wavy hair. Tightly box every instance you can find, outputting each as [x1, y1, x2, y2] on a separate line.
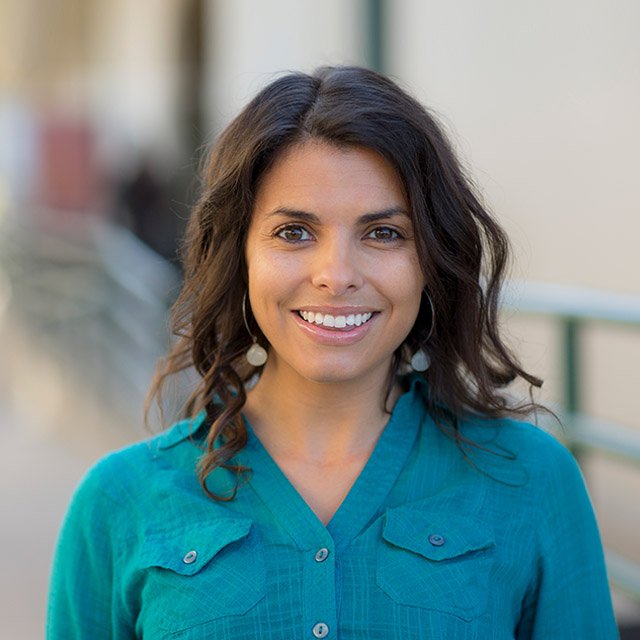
[148, 66, 542, 499]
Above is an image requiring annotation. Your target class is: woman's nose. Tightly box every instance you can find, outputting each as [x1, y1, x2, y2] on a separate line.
[310, 237, 364, 295]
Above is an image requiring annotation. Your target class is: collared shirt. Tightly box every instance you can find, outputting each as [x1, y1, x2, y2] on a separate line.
[47, 376, 618, 639]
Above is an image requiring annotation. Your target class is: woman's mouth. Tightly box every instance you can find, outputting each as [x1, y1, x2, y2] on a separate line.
[298, 310, 374, 329]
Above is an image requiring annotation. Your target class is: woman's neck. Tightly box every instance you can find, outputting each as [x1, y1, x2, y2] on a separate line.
[243, 362, 401, 466]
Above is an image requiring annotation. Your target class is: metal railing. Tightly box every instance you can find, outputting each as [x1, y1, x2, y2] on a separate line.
[503, 281, 640, 599]
[0, 213, 181, 418]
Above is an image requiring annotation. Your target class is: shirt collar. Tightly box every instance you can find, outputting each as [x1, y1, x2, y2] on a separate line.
[155, 411, 208, 450]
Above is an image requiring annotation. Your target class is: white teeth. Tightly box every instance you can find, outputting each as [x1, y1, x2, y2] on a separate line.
[299, 310, 373, 328]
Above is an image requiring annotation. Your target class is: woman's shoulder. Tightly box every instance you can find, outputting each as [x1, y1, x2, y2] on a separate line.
[407, 374, 577, 481]
[70, 415, 207, 509]
[451, 413, 586, 502]
[463, 414, 575, 467]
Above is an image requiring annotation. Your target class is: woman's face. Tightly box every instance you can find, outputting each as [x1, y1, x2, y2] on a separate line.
[245, 140, 425, 387]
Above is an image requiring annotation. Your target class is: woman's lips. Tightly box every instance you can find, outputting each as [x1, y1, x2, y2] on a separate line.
[292, 310, 377, 344]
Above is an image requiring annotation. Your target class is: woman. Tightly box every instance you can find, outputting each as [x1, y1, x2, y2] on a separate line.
[48, 66, 618, 639]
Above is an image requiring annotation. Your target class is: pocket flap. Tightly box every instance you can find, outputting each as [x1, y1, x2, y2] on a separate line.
[141, 517, 254, 576]
[382, 506, 494, 561]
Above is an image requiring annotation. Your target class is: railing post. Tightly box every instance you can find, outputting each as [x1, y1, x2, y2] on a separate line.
[563, 317, 583, 463]
[564, 318, 580, 413]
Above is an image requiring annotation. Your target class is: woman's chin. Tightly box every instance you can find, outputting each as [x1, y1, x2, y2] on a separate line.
[266, 355, 392, 388]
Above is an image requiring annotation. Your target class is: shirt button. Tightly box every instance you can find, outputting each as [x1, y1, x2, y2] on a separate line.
[314, 548, 330, 562]
[312, 622, 329, 638]
[428, 534, 445, 547]
[183, 550, 198, 564]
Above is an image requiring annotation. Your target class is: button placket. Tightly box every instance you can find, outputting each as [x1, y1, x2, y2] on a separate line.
[304, 541, 336, 640]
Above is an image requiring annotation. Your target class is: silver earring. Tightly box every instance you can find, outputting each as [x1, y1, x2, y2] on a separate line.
[410, 350, 431, 372]
[410, 290, 436, 372]
[242, 293, 268, 366]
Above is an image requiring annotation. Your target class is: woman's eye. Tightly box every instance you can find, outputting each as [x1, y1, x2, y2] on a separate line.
[275, 225, 312, 242]
[367, 226, 402, 241]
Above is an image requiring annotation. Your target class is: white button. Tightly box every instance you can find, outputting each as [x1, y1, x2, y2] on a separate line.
[312, 622, 329, 638]
[183, 550, 198, 564]
[314, 548, 330, 562]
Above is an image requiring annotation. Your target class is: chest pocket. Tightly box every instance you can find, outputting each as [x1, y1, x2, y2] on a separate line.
[139, 517, 266, 634]
[376, 506, 495, 622]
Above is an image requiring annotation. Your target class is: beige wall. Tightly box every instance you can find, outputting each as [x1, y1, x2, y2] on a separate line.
[204, 0, 368, 129]
[87, 0, 187, 165]
[388, 0, 640, 295]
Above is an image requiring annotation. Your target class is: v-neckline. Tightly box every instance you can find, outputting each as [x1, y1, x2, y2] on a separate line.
[240, 381, 424, 551]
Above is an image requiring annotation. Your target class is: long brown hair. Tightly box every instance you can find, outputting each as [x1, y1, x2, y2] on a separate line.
[148, 66, 542, 498]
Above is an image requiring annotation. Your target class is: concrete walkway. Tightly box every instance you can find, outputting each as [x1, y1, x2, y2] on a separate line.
[1, 407, 89, 639]
[0, 318, 141, 640]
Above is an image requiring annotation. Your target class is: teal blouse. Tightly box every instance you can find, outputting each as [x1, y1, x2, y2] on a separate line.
[47, 376, 618, 639]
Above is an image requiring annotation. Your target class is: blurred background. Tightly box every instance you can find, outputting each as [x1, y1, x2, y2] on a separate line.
[0, 0, 638, 637]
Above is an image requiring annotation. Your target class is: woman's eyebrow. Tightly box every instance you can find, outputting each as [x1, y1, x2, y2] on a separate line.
[265, 206, 409, 223]
[358, 207, 410, 223]
[265, 208, 320, 223]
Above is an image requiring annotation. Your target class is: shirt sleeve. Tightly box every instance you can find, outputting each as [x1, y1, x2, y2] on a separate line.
[515, 441, 619, 639]
[47, 459, 135, 640]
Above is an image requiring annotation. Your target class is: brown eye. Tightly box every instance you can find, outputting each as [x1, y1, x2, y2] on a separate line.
[275, 225, 312, 242]
[367, 226, 401, 241]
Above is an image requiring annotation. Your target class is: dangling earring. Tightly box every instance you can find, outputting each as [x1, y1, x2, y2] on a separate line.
[242, 293, 268, 366]
[410, 289, 436, 372]
[410, 349, 431, 372]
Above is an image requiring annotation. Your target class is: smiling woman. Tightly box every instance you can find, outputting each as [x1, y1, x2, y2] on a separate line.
[47, 67, 618, 639]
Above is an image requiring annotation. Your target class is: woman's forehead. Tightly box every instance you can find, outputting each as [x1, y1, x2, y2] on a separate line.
[253, 141, 408, 214]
